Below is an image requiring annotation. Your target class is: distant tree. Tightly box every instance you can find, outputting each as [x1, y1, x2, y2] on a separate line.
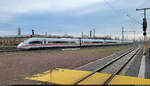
[114, 36, 120, 40]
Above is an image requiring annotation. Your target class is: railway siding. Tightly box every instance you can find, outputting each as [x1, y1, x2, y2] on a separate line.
[75, 47, 133, 71]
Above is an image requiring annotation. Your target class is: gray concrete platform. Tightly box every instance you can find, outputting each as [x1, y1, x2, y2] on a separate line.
[124, 48, 150, 79]
[145, 49, 150, 79]
[124, 49, 143, 77]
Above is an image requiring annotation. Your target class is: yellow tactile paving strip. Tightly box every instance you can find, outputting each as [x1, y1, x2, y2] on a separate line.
[25, 68, 150, 85]
[109, 75, 150, 85]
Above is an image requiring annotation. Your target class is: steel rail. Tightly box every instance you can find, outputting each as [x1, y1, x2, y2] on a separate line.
[73, 47, 135, 85]
[0, 49, 23, 52]
[103, 48, 141, 85]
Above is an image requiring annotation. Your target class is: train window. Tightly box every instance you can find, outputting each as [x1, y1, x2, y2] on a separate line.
[48, 41, 75, 44]
[84, 41, 92, 43]
[92, 41, 103, 43]
[48, 41, 56, 44]
[106, 42, 116, 43]
[83, 41, 102, 43]
[29, 41, 42, 44]
[55, 41, 65, 43]
[56, 41, 75, 43]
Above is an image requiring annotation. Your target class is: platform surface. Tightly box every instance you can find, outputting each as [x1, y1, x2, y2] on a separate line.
[25, 68, 150, 85]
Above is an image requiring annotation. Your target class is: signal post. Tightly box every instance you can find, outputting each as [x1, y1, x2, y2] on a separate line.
[136, 8, 150, 55]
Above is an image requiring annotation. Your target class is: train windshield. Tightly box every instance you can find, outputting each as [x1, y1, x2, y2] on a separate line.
[29, 41, 42, 44]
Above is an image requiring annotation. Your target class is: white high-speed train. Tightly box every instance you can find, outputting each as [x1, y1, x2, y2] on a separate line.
[17, 38, 132, 49]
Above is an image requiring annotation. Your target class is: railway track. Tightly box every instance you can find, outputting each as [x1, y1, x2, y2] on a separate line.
[0, 49, 21, 52]
[73, 47, 141, 85]
[24, 46, 143, 85]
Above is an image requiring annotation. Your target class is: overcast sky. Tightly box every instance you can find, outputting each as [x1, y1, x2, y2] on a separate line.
[0, 0, 150, 40]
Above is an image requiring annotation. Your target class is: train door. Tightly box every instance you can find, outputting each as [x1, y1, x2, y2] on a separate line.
[78, 38, 82, 47]
[42, 39, 47, 48]
[43, 40, 47, 44]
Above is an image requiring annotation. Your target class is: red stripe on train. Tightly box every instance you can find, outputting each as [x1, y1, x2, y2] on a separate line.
[21, 44, 37, 48]
[21, 43, 80, 48]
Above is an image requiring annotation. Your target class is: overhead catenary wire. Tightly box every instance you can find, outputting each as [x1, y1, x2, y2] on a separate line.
[103, 0, 146, 41]
[136, 0, 150, 8]
[136, 0, 150, 26]
[103, 0, 142, 25]
[103, 0, 123, 17]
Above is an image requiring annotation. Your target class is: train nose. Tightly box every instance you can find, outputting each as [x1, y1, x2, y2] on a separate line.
[17, 43, 23, 48]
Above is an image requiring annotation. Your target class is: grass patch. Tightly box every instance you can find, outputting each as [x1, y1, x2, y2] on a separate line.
[65, 45, 134, 54]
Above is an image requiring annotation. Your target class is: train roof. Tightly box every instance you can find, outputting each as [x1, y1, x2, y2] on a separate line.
[25, 38, 105, 42]
[23, 38, 79, 43]
[105, 40, 121, 42]
[81, 39, 104, 42]
[23, 37, 125, 43]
